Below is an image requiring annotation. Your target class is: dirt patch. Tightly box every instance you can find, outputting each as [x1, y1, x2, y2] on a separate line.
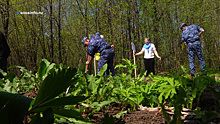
[23, 89, 38, 99]
[89, 103, 166, 124]
[121, 110, 165, 124]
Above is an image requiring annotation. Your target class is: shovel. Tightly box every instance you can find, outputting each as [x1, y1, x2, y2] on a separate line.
[131, 42, 137, 78]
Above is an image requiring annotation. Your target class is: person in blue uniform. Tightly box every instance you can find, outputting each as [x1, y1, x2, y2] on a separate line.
[180, 23, 206, 78]
[0, 31, 10, 78]
[82, 32, 115, 76]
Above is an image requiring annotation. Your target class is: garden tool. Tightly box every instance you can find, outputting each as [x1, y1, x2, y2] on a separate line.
[85, 55, 90, 73]
[131, 42, 137, 78]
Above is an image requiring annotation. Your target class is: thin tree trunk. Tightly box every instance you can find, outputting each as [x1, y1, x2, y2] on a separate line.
[126, 0, 132, 60]
[58, 0, 62, 63]
[84, 0, 88, 36]
[49, 0, 54, 62]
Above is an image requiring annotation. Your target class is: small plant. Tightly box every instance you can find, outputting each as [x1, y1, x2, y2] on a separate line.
[0, 59, 88, 123]
[0, 59, 57, 94]
[152, 66, 220, 123]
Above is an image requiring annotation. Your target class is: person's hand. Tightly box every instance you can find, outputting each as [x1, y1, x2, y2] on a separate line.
[158, 56, 161, 61]
[199, 30, 204, 36]
[185, 43, 188, 47]
[133, 53, 136, 56]
[86, 61, 90, 65]
[111, 44, 114, 48]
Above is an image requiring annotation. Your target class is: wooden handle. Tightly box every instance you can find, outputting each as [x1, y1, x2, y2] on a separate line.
[85, 55, 90, 73]
[133, 50, 137, 78]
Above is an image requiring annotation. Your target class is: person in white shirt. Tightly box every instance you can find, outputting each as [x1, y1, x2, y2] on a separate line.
[134, 38, 161, 76]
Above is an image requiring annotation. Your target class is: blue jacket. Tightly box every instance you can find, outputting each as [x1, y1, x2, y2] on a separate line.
[87, 33, 112, 58]
[181, 25, 204, 44]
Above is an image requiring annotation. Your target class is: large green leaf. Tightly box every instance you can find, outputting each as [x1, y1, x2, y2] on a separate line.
[42, 108, 54, 124]
[115, 110, 127, 119]
[54, 109, 85, 121]
[98, 64, 107, 76]
[36, 59, 49, 81]
[88, 78, 101, 93]
[37, 59, 56, 81]
[0, 91, 33, 124]
[115, 64, 126, 69]
[90, 100, 112, 108]
[32, 96, 87, 112]
[33, 67, 77, 108]
[3, 80, 18, 93]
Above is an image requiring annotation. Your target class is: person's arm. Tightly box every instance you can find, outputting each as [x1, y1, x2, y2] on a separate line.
[134, 50, 144, 56]
[199, 29, 204, 35]
[197, 25, 204, 36]
[86, 43, 96, 65]
[154, 50, 161, 60]
[181, 33, 188, 47]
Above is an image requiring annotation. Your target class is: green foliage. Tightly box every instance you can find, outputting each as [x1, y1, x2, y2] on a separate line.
[0, 66, 34, 93]
[113, 59, 153, 109]
[0, 59, 88, 123]
[32, 67, 78, 107]
[191, 86, 220, 123]
[1, 0, 220, 123]
[193, 110, 219, 124]
[151, 66, 220, 123]
[0, 59, 57, 94]
[1, 58, 220, 123]
[36, 59, 56, 83]
[115, 110, 127, 119]
[115, 59, 137, 75]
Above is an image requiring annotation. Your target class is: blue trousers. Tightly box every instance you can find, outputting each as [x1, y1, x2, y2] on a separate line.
[98, 48, 116, 76]
[187, 41, 206, 74]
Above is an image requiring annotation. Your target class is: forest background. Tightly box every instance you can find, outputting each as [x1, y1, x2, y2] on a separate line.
[0, 0, 219, 75]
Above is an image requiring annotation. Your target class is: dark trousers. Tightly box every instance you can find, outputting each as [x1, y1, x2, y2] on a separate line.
[144, 58, 155, 76]
[0, 57, 7, 78]
[98, 48, 116, 76]
[187, 41, 206, 75]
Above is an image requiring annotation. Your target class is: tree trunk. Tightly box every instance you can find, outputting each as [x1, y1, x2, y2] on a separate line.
[49, 0, 54, 62]
[1, 0, 9, 39]
[58, 0, 62, 63]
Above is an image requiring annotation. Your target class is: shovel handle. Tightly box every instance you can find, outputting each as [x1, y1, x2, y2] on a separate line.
[85, 55, 90, 73]
[133, 50, 137, 78]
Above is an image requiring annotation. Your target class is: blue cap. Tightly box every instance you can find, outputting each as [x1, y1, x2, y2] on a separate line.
[96, 32, 100, 36]
[180, 23, 186, 30]
[81, 37, 88, 47]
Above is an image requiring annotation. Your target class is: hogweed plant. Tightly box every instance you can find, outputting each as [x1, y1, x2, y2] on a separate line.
[0, 59, 89, 124]
[1, 58, 220, 123]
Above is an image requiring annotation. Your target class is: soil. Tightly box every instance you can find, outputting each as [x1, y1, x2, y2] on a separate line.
[23, 90, 38, 98]
[121, 110, 165, 124]
[89, 103, 166, 124]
